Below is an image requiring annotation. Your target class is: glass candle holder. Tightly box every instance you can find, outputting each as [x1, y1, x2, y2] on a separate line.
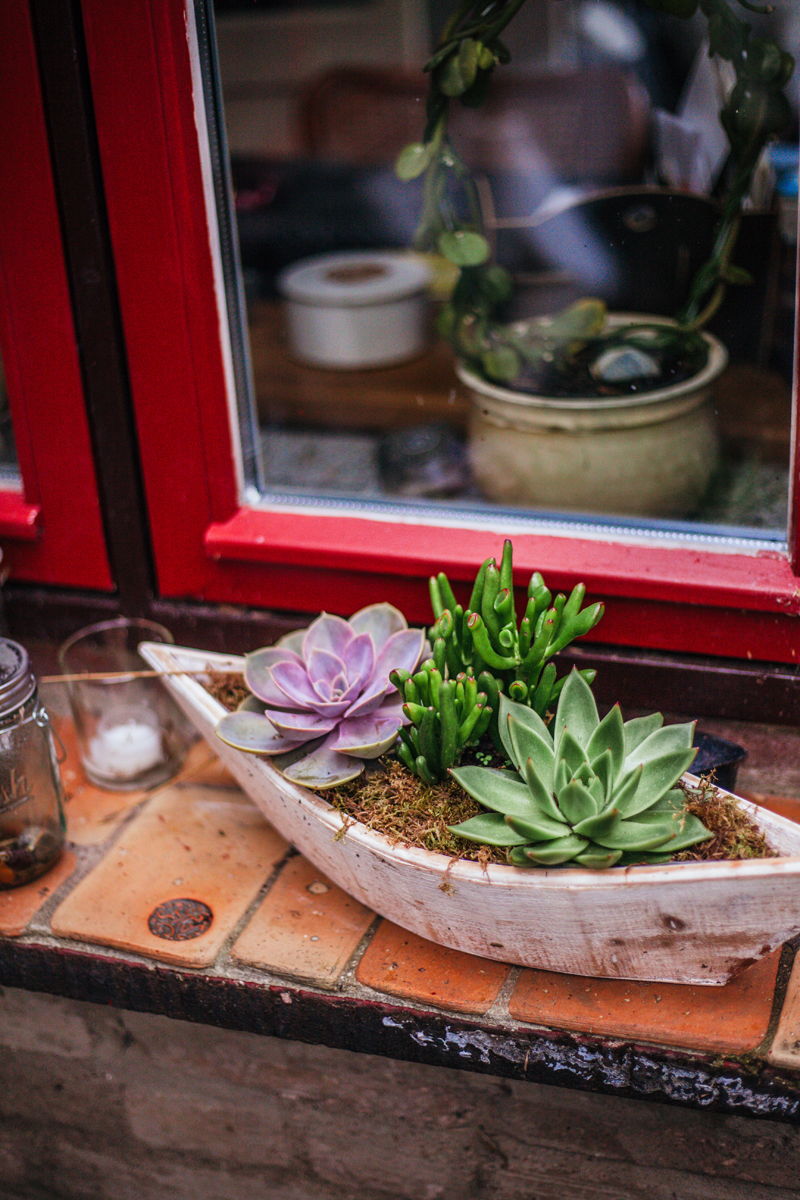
[59, 619, 192, 791]
[0, 639, 66, 887]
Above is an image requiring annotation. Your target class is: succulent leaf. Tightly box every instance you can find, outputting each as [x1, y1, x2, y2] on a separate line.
[505, 811, 574, 843]
[453, 812, 530, 846]
[585, 704, 624, 779]
[553, 668, 599, 754]
[523, 757, 562, 822]
[622, 711, 663, 759]
[516, 834, 591, 865]
[449, 765, 534, 818]
[215, 604, 425, 788]
[448, 669, 711, 869]
[557, 780, 598, 825]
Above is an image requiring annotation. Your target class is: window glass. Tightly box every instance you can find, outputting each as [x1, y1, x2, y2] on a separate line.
[0, 350, 19, 486]
[205, 0, 798, 548]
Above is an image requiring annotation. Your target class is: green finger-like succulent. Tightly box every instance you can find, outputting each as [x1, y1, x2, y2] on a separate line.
[448, 670, 711, 868]
[429, 539, 603, 742]
[390, 658, 492, 783]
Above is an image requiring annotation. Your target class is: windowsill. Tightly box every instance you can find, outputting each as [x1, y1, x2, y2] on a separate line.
[3, 678, 800, 1123]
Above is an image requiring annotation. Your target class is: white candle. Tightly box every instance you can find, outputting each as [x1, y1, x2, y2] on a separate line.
[89, 719, 165, 780]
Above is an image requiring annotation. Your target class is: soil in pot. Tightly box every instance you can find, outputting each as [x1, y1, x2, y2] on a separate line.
[206, 671, 775, 869]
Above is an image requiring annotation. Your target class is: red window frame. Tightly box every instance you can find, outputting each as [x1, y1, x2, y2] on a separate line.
[0, 1, 112, 591]
[81, 0, 800, 663]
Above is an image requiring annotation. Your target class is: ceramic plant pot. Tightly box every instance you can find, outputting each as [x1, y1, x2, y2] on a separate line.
[141, 642, 800, 988]
[459, 318, 728, 518]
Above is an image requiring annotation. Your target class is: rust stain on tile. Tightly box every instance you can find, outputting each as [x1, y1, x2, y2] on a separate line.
[0, 851, 77, 937]
[231, 854, 375, 988]
[50, 783, 289, 967]
[356, 920, 511, 1016]
[509, 950, 782, 1054]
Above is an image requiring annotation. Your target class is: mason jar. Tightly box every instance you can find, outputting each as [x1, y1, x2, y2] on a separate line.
[0, 639, 66, 888]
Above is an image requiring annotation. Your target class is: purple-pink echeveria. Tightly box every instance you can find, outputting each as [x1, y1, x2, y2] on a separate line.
[216, 603, 426, 788]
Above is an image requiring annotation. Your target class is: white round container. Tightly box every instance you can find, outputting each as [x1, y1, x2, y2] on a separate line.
[277, 250, 431, 369]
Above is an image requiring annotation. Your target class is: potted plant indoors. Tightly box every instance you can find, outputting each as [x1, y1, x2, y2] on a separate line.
[142, 540, 800, 987]
[394, 0, 795, 516]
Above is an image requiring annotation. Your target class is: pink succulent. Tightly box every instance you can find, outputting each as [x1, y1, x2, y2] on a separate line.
[216, 603, 426, 788]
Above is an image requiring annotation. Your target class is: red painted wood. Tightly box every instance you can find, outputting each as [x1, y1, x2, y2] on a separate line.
[205, 508, 799, 614]
[80, 0, 800, 663]
[0, 494, 42, 541]
[0, 1, 112, 589]
[80, 0, 238, 598]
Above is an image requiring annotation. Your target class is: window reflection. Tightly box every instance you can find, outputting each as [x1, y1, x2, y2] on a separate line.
[0, 351, 18, 483]
[208, 0, 797, 542]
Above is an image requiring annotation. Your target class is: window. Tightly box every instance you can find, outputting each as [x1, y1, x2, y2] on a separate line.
[0, 1, 112, 590]
[79, 0, 800, 663]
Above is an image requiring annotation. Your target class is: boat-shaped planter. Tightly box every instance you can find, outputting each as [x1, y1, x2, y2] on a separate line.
[142, 641, 800, 987]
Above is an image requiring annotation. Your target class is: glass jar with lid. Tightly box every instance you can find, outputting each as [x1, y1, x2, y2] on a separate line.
[0, 639, 65, 887]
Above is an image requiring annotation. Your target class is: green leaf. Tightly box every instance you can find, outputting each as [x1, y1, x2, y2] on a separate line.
[523, 758, 562, 822]
[516, 834, 590, 865]
[593, 820, 676, 852]
[438, 52, 468, 97]
[586, 704, 624, 782]
[457, 37, 481, 90]
[622, 712, 663, 759]
[395, 141, 435, 181]
[481, 346, 520, 383]
[505, 811, 569, 842]
[505, 708, 555, 787]
[553, 668, 599, 755]
[574, 847, 623, 869]
[616, 748, 698, 817]
[438, 230, 491, 266]
[449, 765, 536, 818]
[589, 748, 614, 807]
[623, 722, 696, 774]
[498, 693, 552, 762]
[557, 729, 589, 780]
[633, 808, 712, 851]
[721, 264, 754, 286]
[448, 812, 529, 846]
[572, 806, 620, 840]
[557, 780, 599, 825]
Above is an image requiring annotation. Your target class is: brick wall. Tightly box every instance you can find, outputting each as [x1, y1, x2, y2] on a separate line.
[1, 987, 799, 1199]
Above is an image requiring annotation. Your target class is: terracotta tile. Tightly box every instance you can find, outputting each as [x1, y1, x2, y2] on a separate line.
[50, 783, 289, 967]
[741, 792, 800, 825]
[768, 953, 800, 1068]
[56, 718, 213, 846]
[180, 751, 239, 790]
[0, 851, 77, 937]
[508, 951, 782, 1054]
[355, 920, 511, 1016]
[231, 855, 375, 988]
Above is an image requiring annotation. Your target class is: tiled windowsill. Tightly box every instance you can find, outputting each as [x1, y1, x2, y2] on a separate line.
[3, 706, 800, 1126]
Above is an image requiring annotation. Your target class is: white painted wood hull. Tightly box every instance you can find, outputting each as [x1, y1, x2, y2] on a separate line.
[142, 643, 800, 986]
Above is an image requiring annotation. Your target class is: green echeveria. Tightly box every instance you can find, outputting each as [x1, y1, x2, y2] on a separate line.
[448, 669, 711, 868]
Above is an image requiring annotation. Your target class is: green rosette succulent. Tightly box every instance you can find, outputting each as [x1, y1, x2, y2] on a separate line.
[448, 670, 712, 868]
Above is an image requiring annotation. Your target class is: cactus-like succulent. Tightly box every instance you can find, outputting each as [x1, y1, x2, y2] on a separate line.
[430, 539, 602, 730]
[390, 658, 493, 785]
[390, 540, 604, 783]
[448, 670, 711, 868]
[216, 603, 426, 789]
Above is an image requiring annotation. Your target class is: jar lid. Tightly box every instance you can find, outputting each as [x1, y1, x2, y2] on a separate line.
[277, 251, 431, 308]
[0, 639, 36, 712]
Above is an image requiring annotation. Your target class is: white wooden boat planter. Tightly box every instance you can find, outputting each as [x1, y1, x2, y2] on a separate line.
[142, 642, 800, 987]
